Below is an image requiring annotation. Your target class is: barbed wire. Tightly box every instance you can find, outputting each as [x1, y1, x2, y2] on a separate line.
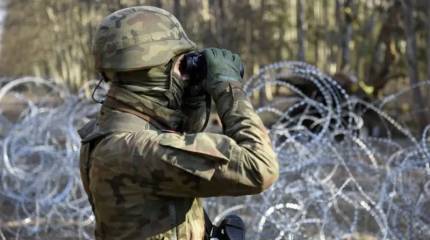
[1, 62, 429, 239]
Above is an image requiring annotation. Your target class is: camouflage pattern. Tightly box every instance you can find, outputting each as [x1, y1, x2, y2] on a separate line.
[93, 6, 196, 71]
[78, 79, 279, 239]
[83, 6, 278, 240]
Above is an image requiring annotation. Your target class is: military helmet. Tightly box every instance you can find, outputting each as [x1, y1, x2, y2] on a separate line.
[93, 6, 196, 72]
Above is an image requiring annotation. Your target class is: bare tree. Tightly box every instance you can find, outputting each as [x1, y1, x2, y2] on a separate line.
[296, 0, 305, 61]
[340, 0, 353, 71]
[0, 0, 428, 123]
[152, 0, 163, 8]
[427, 0, 430, 80]
[366, 2, 401, 97]
[401, 0, 428, 130]
[173, 0, 181, 21]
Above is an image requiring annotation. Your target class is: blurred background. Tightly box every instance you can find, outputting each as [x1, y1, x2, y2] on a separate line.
[1, 1, 430, 239]
[1, 0, 430, 132]
[0, 0, 428, 90]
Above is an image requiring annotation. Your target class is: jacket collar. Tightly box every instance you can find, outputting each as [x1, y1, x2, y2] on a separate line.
[105, 86, 185, 131]
[78, 107, 156, 143]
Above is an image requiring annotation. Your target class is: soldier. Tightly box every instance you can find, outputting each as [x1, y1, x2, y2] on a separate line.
[78, 6, 278, 240]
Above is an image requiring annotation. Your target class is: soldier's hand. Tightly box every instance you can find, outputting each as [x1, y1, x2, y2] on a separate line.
[202, 48, 243, 96]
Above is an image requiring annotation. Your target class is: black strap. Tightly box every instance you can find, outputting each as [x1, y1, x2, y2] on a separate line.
[91, 76, 105, 104]
[200, 93, 212, 132]
[204, 209, 214, 239]
[204, 212, 246, 240]
[219, 215, 245, 240]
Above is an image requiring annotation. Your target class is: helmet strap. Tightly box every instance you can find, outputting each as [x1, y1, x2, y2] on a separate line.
[91, 74, 105, 104]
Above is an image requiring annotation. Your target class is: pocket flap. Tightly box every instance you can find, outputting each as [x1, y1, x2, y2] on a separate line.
[158, 133, 231, 180]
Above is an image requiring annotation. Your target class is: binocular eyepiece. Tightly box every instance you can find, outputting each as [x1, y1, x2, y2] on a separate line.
[179, 52, 245, 83]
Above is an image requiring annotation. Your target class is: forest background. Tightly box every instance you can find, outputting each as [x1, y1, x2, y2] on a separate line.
[0, 0, 430, 133]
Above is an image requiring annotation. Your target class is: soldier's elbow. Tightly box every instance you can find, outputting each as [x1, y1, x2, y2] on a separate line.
[240, 149, 279, 194]
[256, 149, 279, 192]
[261, 167, 279, 191]
[254, 163, 279, 193]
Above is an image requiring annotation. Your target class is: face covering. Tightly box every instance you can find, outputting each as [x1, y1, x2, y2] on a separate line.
[103, 59, 185, 130]
[105, 56, 209, 132]
[113, 61, 186, 109]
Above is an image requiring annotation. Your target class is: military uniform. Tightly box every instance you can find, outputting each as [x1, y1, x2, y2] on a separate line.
[79, 6, 278, 240]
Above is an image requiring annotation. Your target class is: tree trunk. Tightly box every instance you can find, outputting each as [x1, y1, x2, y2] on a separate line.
[401, 0, 428, 131]
[335, 0, 341, 70]
[427, 0, 430, 80]
[218, 0, 225, 46]
[173, 0, 181, 21]
[322, 0, 329, 71]
[340, 0, 353, 71]
[152, 0, 163, 8]
[258, 0, 267, 62]
[296, 0, 305, 61]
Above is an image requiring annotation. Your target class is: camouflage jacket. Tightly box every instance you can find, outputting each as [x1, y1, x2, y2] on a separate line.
[78, 83, 279, 240]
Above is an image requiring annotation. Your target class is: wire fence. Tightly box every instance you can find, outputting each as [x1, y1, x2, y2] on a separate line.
[1, 62, 429, 239]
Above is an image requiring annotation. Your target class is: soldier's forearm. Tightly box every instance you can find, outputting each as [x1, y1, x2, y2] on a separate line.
[211, 82, 279, 192]
[212, 82, 270, 146]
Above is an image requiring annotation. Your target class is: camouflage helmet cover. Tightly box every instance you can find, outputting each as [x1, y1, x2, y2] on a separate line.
[93, 6, 196, 71]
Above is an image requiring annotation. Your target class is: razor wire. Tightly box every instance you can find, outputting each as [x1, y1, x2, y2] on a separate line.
[0, 62, 429, 239]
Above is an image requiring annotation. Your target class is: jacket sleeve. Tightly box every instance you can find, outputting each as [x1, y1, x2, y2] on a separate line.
[138, 82, 278, 197]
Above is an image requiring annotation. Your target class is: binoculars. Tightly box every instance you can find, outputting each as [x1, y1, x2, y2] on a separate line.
[180, 52, 245, 84]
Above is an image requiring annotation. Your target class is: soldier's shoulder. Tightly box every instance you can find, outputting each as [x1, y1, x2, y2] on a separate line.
[92, 129, 160, 159]
[78, 120, 110, 143]
[108, 129, 161, 149]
